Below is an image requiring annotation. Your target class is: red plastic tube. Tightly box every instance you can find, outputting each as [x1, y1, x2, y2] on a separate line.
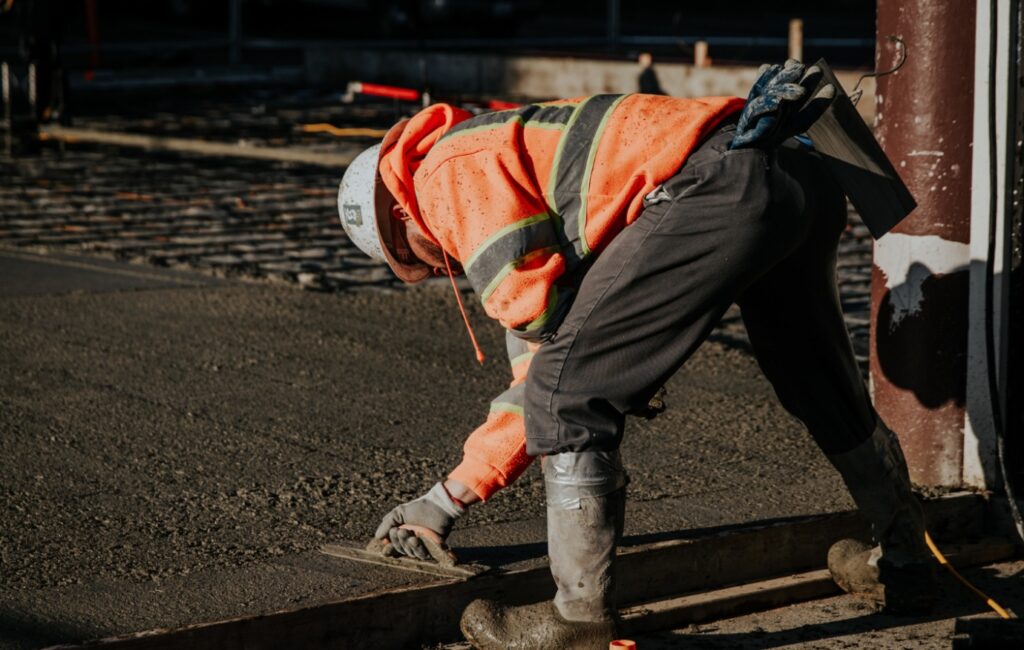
[352, 82, 420, 102]
[486, 99, 523, 110]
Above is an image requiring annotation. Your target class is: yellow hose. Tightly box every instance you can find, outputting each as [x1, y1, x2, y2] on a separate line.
[301, 124, 389, 138]
[925, 531, 1013, 619]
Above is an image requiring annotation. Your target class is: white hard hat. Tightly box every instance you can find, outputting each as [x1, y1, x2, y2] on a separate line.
[336, 119, 432, 283]
[337, 144, 388, 263]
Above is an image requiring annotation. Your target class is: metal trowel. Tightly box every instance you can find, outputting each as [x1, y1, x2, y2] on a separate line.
[320, 525, 490, 580]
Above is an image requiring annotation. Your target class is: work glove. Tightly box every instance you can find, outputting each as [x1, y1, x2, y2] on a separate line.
[374, 482, 465, 560]
[730, 59, 835, 150]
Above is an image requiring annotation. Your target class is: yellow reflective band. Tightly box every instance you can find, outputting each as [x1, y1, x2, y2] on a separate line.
[465, 212, 551, 272]
[525, 286, 559, 332]
[577, 94, 629, 256]
[510, 351, 535, 368]
[489, 402, 524, 416]
[480, 246, 560, 304]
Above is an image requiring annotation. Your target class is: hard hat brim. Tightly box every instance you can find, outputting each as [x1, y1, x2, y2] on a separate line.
[374, 120, 433, 284]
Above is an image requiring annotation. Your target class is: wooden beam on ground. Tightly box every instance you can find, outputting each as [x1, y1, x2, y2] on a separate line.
[43, 493, 992, 650]
[38, 125, 361, 168]
[620, 537, 1017, 636]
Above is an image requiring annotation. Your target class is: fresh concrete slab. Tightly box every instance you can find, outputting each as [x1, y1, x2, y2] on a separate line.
[1, 250, 857, 649]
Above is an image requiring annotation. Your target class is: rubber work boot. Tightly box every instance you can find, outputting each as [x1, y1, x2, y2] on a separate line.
[828, 539, 936, 615]
[460, 600, 616, 650]
[461, 473, 626, 650]
[825, 421, 937, 614]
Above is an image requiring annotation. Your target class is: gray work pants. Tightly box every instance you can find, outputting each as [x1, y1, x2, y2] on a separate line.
[524, 128, 876, 457]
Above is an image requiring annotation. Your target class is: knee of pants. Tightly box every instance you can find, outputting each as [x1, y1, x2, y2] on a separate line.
[524, 371, 626, 456]
[542, 450, 629, 510]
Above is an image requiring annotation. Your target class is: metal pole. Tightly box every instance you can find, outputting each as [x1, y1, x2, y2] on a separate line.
[229, 0, 242, 65]
[871, 0, 977, 487]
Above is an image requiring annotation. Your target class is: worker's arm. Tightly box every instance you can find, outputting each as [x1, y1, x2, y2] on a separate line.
[373, 333, 538, 557]
[447, 331, 538, 501]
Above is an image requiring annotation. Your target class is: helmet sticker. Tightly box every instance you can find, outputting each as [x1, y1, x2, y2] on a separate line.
[342, 204, 363, 226]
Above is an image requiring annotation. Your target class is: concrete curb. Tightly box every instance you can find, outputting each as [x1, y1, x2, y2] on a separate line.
[38, 125, 361, 168]
[42, 493, 999, 649]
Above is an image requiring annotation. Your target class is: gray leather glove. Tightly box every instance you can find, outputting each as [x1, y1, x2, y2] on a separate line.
[374, 482, 465, 560]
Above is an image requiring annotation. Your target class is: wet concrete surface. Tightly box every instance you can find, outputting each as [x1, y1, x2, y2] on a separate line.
[0, 248, 217, 296]
[0, 248, 857, 648]
[636, 559, 1024, 649]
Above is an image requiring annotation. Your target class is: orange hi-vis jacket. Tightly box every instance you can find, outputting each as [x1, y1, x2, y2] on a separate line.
[379, 93, 744, 500]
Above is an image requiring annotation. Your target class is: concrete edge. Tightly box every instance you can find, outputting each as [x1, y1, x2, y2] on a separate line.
[38, 125, 361, 168]
[41, 492, 988, 649]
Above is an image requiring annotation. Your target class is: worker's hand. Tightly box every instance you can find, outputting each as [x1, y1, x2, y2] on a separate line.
[730, 59, 835, 150]
[374, 482, 465, 560]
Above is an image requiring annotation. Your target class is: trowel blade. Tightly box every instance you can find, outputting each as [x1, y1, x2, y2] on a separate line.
[320, 542, 491, 580]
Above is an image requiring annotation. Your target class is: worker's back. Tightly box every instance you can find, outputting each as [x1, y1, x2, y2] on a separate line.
[381, 94, 743, 336]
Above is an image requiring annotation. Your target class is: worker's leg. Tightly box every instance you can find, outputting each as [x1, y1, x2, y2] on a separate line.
[543, 452, 627, 621]
[465, 129, 803, 648]
[477, 130, 816, 645]
[461, 452, 624, 649]
[736, 144, 933, 613]
[734, 143, 876, 453]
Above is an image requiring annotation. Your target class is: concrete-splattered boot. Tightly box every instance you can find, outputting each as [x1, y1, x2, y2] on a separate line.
[461, 451, 626, 650]
[826, 421, 937, 614]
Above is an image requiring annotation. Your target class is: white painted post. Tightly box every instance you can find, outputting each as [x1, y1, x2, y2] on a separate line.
[788, 19, 804, 62]
[694, 41, 709, 68]
[963, 0, 1014, 489]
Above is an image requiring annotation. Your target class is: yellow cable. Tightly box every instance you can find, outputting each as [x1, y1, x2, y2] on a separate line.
[924, 531, 1013, 619]
[301, 124, 389, 138]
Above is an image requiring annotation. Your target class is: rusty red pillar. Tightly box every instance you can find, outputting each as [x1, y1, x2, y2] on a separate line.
[871, 0, 977, 487]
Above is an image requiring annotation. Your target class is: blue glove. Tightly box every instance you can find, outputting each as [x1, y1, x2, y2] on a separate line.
[730, 60, 834, 150]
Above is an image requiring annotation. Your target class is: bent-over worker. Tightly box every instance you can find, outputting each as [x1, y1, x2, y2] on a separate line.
[336, 60, 936, 649]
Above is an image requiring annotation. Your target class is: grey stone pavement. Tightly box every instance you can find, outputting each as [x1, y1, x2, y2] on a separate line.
[1, 107, 884, 649]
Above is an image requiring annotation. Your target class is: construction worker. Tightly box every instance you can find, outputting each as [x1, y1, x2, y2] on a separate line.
[636, 52, 665, 95]
[338, 60, 935, 649]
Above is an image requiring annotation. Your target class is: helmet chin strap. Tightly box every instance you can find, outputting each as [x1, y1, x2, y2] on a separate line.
[441, 247, 485, 365]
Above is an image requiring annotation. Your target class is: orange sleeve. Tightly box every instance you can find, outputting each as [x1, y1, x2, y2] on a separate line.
[448, 334, 536, 500]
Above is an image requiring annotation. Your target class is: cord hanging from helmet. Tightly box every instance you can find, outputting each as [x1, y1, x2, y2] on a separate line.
[442, 248, 486, 364]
